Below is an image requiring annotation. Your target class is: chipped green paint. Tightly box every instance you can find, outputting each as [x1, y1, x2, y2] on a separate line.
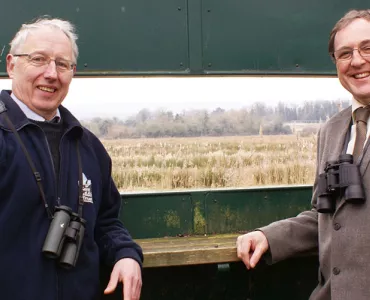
[223, 206, 232, 219]
[163, 210, 181, 229]
[218, 206, 245, 232]
[121, 185, 312, 238]
[143, 213, 162, 227]
[221, 206, 244, 224]
[193, 200, 206, 234]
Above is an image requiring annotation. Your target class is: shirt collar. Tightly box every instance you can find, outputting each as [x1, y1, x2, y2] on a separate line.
[351, 97, 366, 122]
[352, 97, 364, 113]
[10, 93, 61, 123]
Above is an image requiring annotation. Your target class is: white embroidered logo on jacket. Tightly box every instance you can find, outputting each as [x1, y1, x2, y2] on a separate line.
[81, 173, 93, 203]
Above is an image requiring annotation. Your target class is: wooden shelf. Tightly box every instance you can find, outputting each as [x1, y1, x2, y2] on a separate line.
[136, 234, 240, 268]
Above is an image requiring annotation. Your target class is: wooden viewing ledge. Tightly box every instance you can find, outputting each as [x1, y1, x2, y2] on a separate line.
[136, 234, 240, 268]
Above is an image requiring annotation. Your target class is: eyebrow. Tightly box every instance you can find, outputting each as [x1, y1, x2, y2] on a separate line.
[28, 51, 71, 61]
[336, 39, 370, 51]
[360, 39, 370, 45]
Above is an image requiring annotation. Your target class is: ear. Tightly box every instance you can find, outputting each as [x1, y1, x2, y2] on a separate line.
[72, 64, 76, 76]
[6, 54, 16, 79]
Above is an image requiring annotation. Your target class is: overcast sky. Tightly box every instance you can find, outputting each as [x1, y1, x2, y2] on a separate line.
[0, 76, 352, 120]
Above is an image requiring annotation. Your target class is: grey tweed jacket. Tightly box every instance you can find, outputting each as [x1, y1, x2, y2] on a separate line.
[260, 106, 370, 300]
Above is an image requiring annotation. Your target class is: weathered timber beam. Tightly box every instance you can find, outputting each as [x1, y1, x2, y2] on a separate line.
[136, 234, 240, 268]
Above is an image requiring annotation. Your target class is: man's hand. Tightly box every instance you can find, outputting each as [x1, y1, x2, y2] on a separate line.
[236, 231, 269, 269]
[104, 258, 142, 300]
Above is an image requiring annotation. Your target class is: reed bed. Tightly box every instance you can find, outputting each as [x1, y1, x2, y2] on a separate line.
[101, 135, 317, 192]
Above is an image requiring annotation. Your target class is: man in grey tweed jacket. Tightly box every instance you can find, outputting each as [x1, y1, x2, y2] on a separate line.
[237, 9, 370, 300]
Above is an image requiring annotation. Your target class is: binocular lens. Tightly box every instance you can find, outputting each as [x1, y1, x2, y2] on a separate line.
[59, 220, 86, 269]
[42, 206, 86, 269]
[317, 154, 365, 214]
[42, 206, 72, 258]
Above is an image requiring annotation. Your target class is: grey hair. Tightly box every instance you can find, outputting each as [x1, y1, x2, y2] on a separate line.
[329, 9, 370, 59]
[9, 17, 79, 63]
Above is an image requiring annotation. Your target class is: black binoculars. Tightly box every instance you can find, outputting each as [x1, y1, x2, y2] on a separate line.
[42, 206, 86, 269]
[317, 154, 365, 213]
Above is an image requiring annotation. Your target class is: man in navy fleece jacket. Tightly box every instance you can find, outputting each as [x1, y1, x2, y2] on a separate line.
[0, 17, 143, 300]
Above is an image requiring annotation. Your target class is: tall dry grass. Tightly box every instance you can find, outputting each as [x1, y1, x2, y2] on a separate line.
[102, 135, 317, 192]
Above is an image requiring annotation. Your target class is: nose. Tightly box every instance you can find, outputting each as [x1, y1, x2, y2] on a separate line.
[351, 49, 366, 67]
[43, 60, 58, 79]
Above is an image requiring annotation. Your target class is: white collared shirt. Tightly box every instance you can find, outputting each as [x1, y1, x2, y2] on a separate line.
[10, 93, 61, 122]
[346, 97, 370, 155]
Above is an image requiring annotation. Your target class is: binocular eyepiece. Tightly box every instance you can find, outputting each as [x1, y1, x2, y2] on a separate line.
[317, 154, 365, 213]
[42, 206, 86, 269]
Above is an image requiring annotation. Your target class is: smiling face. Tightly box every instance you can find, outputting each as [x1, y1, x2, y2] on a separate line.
[6, 27, 76, 120]
[334, 18, 370, 105]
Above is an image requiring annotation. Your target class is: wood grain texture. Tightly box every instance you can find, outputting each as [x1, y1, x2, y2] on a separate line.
[136, 234, 240, 268]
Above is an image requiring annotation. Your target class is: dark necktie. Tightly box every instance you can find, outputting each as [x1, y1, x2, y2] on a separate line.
[353, 106, 370, 161]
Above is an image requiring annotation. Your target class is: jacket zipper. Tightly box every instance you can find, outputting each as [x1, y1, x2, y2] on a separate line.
[53, 128, 74, 300]
[56, 127, 77, 208]
[56, 270, 60, 300]
[43, 135, 59, 198]
[41, 132, 61, 300]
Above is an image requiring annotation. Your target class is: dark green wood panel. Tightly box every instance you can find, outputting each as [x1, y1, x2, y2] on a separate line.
[120, 185, 312, 239]
[201, 0, 370, 75]
[205, 186, 312, 234]
[120, 192, 193, 239]
[0, 0, 189, 76]
[1, 0, 369, 75]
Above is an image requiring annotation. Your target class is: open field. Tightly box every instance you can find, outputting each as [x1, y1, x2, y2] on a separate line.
[102, 135, 317, 192]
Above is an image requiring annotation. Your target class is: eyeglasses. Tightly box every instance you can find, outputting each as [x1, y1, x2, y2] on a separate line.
[332, 44, 370, 62]
[13, 53, 75, 72]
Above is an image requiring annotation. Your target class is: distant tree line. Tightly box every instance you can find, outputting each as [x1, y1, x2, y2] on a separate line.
[81, 100, 350, 139]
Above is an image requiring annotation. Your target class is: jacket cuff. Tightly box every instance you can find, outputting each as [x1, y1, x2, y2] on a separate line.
[114, 248, 144, 269]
